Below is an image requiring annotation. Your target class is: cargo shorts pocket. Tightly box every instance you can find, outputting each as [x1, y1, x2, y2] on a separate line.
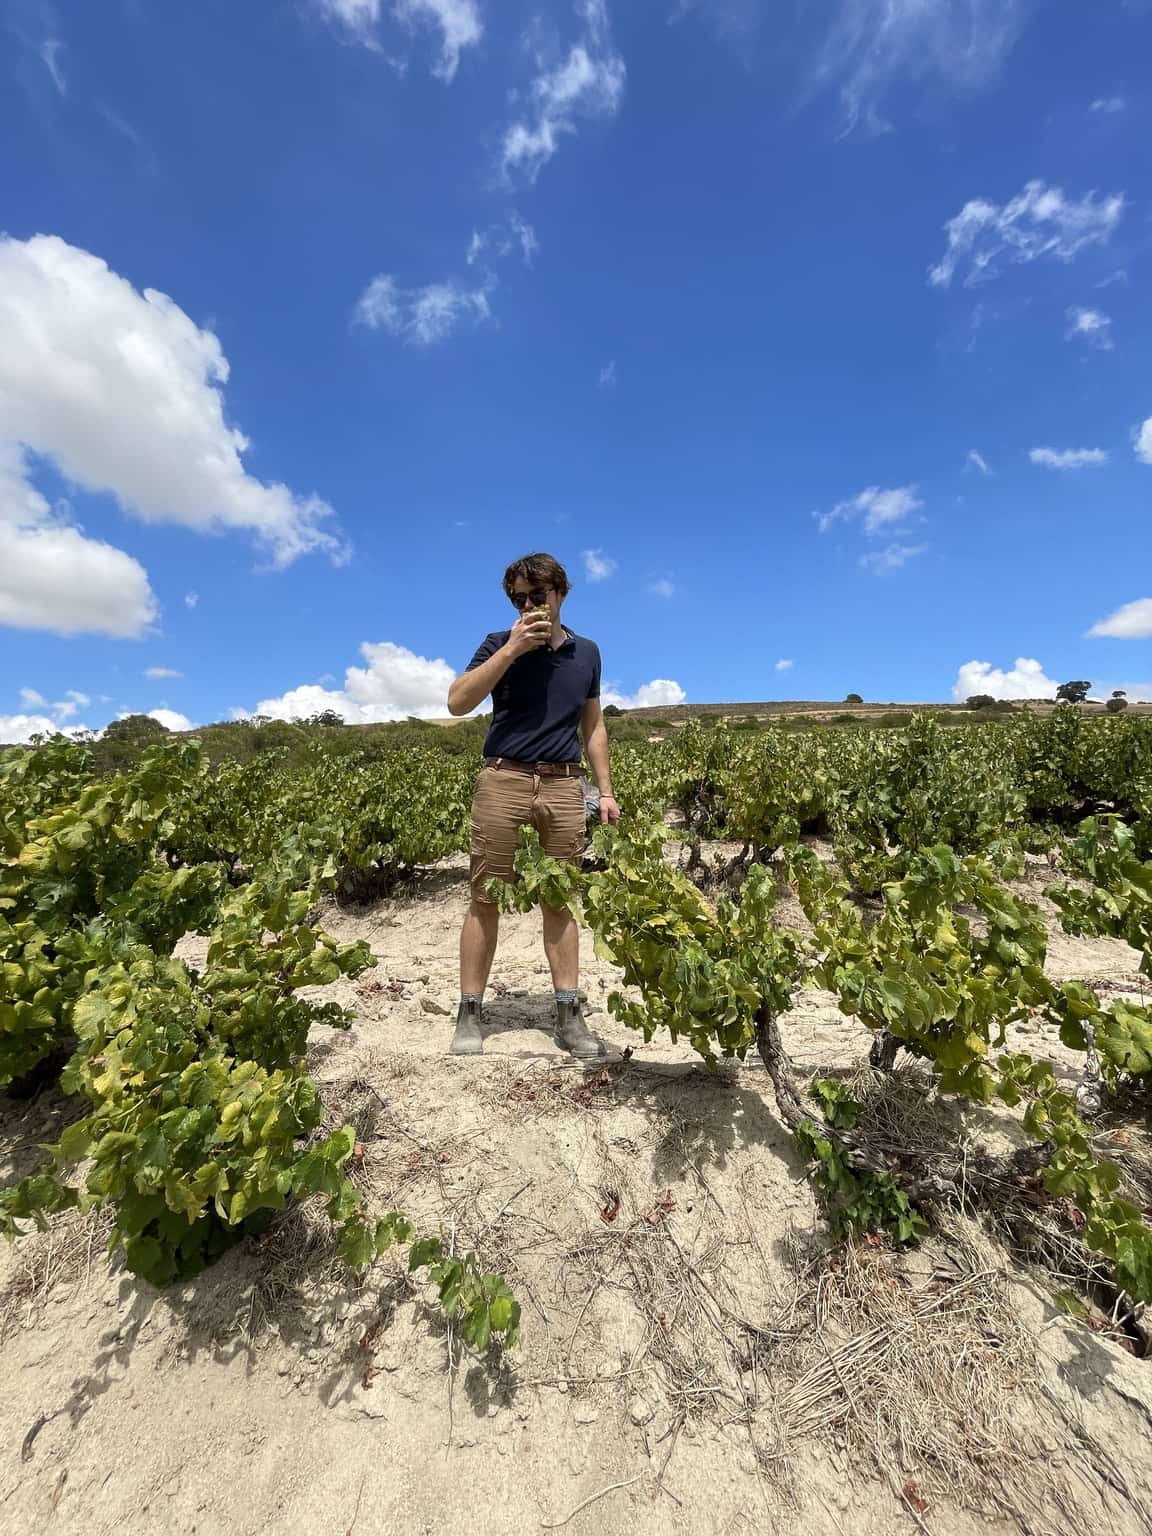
[469, 831, 494, 902]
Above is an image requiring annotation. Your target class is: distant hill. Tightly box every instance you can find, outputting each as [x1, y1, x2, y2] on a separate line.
[619, 698, 1149, 721]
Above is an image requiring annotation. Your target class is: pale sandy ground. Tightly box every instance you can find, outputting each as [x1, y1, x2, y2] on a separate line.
[2, 849, 1151, 1536]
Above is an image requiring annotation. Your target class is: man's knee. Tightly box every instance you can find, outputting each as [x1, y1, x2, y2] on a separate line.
[540, 899, 575, 924]
[467, 896, 499, 924]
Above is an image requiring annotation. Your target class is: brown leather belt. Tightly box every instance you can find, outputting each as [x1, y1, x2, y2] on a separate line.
[484, 757, 579, 777]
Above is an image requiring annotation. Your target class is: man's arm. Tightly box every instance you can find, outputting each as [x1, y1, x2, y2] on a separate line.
[447, 615, 549, 716]
[447, 646, 515, 716]
[580, 698, 620, 824]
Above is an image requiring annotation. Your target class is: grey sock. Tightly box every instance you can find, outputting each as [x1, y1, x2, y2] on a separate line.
[554, 988, 579, 1006]
[460, 992, 484, 1010]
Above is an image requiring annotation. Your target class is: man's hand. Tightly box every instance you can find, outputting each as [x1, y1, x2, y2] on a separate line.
[505, 610, 552, 659]
[599, 793, 621, 826]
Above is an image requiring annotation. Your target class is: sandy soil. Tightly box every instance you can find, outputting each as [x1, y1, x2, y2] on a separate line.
[2, 851, 1151, 1536]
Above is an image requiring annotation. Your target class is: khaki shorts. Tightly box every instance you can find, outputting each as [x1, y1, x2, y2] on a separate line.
[469, 764, 586, 904]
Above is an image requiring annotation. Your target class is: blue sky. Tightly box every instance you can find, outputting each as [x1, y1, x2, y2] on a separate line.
[1, 0, 1150, 739]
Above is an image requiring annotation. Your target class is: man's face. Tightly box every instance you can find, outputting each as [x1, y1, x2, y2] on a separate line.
[510, 577, 561, 622]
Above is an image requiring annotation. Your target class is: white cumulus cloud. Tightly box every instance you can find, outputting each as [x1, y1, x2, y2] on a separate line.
[1066, 306, 1113, 349]
[952, 657, 1059, 702]
[582, 549, 617, 582]
[775, 658, 794, 672]
[810, 0, 1029, 134]
[1029, 447, 1108, 470]
[501, 0, 626, 183]
[1135, 418, 1152, 466]
[255, 641, 457, 723]
[0, 713, 89, 745]
[0, 235, 345, 571]
[144, 667, 183, 679]
[145, 709, 195, 732]
[0, 443, 158, 638]
[354, 273, 492, 346]
[0, 686, 95, 744]
[928, 181, 1124, 289]
[1088, 599, 1152, 639]
[602, 678, 687, 711]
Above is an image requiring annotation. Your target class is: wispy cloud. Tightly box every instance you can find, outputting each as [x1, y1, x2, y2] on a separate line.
[1066, 306, 1113, 349]
[597, 359, 617, 389]
[582, 548, 617, 582]
[1136, 418, 1152, 466]
[314, 1, 481, 79]
[809, 0, 1029, 134]
[501, 0, 626, 184]
[1029, 446, 1108, 470]
[184, 591, 199, 609]
[671, 0, 764, 40]
[965, 449, 993, 476]
[394, 0, 482, 81]
[314, 0, 381, 41]
[816, 484, 922, 535]
[144, 666, 183, 680]
[1090, 95, 1126, 114]
[774, 658, 794, 672]
[929, 181, 1124, 289]
[648, 577, 675, 598]
[1087, 598, 1152, 639]
[354, 273, 492, 345]
[860, 541, 926, 574]
[40, 35, 66, 95]
[466, 212, 538, 268]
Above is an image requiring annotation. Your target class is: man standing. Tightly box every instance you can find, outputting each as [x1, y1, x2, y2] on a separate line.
[446, 553, 621, 1058]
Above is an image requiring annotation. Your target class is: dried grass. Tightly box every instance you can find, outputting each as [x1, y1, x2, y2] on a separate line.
[0, 1206, 112, 1343]
[766, 1224, 1033, 1511]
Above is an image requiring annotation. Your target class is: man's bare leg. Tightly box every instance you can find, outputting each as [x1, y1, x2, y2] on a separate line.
[541, 901, 579, 991]
[451, 900, 499, 1055]
[460, 899, 499, 995]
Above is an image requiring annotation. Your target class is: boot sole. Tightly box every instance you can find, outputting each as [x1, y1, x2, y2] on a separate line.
[449, 1039, 484, 1056]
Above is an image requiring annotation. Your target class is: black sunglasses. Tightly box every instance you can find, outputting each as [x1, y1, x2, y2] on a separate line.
[509, 586, 551, 610]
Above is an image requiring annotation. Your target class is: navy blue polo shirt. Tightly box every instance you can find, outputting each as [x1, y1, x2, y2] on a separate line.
[465, 627, 601, 764]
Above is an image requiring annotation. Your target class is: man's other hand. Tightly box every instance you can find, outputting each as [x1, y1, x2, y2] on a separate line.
[599, 793, 621, 826]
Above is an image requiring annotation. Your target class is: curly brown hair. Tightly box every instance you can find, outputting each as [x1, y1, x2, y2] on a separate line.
[502, 553, 571, 600]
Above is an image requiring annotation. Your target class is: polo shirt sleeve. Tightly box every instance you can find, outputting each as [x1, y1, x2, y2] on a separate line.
[587, 642, 602, 700]
[464, 632, 502, 672]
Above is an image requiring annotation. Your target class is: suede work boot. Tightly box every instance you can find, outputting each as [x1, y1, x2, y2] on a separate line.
[449, 998, 484, 1056]
[553, 997, 606, 1060]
